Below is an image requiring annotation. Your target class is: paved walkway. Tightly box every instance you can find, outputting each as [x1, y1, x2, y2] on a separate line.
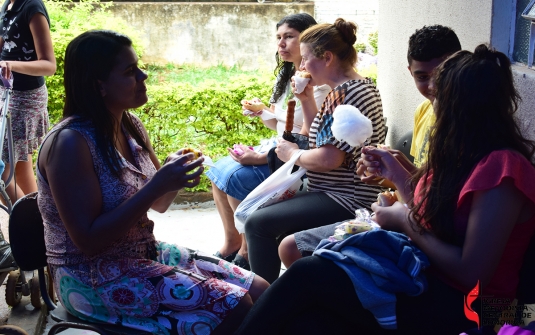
[150, 201, 225, 254]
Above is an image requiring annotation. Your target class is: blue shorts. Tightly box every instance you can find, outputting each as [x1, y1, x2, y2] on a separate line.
[205, 155, 271, 201]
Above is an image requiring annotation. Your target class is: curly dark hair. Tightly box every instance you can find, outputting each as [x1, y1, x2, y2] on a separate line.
[407, 25, 461, 64]
[270, 13, 317, 104]
[409, 44, 535, 244]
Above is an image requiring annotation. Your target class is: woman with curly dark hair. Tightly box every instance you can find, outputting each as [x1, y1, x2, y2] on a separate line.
[236, 44, 535, 335]
[206, 13, 330, 270]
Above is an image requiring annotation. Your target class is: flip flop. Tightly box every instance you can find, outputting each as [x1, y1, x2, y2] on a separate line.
[213, 249, 239, 263]
[232, 254, 250, 271]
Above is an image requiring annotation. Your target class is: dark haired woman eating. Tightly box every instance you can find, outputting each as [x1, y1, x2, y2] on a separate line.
[37, 30, 268, 335]
[236, 44, 535, 335]
[206, 12, 330, 270]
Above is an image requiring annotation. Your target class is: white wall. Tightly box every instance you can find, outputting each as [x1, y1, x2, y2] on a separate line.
[109, 3, 314, 70]
[312, 0, 378, 48]
[375, 0, 530, 145]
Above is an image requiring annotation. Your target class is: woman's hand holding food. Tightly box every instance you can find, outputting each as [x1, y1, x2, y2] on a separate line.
[154, 148, 204, 193]
[242, 97, 267, 117]
[357, 157, 386, 185]
[291, 71, 313, 103]
[275, 138, 299, 163]
[371, 201, 411, 233]
[359, 146, 414, 201]
[359, 146, 410, 185]
[228, 145, 266, 166]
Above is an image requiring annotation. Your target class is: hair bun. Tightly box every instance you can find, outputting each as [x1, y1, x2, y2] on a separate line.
[473, 44, 499, 63]
[334, 18, 357, 46]
[473, 44, 509, 68]
[473, 44, 491, 59]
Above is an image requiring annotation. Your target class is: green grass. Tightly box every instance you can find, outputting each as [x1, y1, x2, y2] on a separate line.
[144, 63, 266, 86]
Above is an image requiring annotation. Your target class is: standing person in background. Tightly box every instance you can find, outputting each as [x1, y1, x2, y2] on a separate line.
[246, 18, 386, 284]
[0, 0, 56, 202]
[0, 0, 55, 272]
[206, 13, 330, 270]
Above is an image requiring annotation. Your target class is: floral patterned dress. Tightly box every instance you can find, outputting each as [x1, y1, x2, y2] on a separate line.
[37, 115, 254, 335]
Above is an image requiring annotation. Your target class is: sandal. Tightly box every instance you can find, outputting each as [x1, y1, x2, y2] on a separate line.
[213, 249, 239, 263]
[232, 254, 250, 271]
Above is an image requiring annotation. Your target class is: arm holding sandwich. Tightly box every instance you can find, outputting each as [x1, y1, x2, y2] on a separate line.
[233, 97, 287, 166]
[358, 146, 414, 203]
[291, 74, 319, 137]
[356, 147, 417, 192]
[241, 97, 279, 131]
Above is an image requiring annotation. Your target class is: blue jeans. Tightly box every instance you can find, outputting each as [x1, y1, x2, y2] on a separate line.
[205, 155, 271, 201]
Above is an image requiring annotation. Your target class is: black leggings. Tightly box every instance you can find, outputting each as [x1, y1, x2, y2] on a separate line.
[244, 191, 354, 283]
[236, 256, 479, 335]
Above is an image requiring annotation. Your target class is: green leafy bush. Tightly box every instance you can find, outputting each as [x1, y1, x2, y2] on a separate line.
[358, 64, 377, 85]
[368, 31, 378, 55]
[45, 0, 144, 125]
[354, 42, 367, 53]
[133, 74, 275, 191]
[45, 0, 277, 192]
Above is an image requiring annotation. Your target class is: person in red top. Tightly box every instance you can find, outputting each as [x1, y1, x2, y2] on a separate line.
[234, 44, 535, 335]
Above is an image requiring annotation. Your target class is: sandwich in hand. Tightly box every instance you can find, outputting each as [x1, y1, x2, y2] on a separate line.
[297, 71, 311, 78]
[293, 71, 311, 94]
[241, 99, 267, 113]
[376, 190, 398, 207]
[183, 148, 203, 160]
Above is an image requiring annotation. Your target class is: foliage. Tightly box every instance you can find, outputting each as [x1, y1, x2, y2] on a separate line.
[44, 0, 277, 192]
[358, 64, 377, 85]
[368, 31, 378, 55]
[132, 74, 276, 191]
[45, 0, 144, 125]
[354, 42, 367, 53]
[145, 63, 262, 86]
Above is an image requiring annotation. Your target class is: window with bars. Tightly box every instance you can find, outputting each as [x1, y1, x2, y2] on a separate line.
[513, 0, 535, 66]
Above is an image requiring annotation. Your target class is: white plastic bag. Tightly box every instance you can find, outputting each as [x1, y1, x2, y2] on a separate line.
[234, 150, 306, 233]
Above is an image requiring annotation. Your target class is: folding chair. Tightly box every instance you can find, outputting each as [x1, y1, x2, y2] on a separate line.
[9, 192, 149, 335]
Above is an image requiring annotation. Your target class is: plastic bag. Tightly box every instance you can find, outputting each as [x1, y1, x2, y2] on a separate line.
[328, 208, 380, 242]
[234, 150, 306, 233]
[267, 133, 309, 174]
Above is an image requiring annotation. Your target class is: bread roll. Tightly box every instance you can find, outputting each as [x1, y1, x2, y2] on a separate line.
[183, 148, 202, 160]
[241, 99, 267, 112]
[297, 71, 311, 78]
[376, 191, 398, 207]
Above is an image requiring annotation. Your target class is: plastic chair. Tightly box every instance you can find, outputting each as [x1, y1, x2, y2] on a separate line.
[393, 130, 414, 163]
[8, 192, 149, 335]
